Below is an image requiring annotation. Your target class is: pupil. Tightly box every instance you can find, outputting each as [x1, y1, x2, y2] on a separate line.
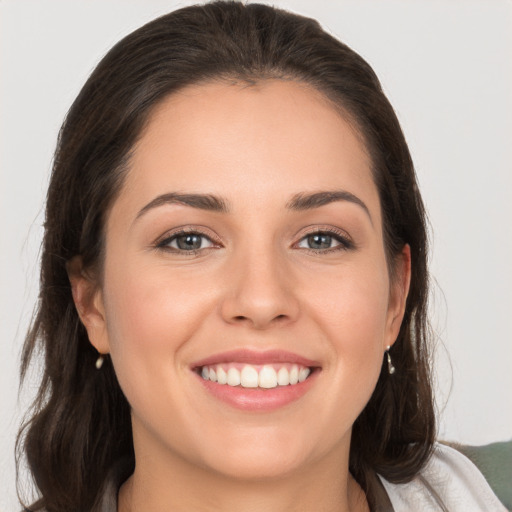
[308, 234, 331, 249]
[177, 234, 202, 250]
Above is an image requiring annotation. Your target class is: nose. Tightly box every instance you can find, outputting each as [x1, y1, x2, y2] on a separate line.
[220, 246, 300, 330]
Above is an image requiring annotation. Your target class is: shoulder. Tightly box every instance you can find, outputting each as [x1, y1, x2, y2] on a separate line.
[378, 443, 507, 512]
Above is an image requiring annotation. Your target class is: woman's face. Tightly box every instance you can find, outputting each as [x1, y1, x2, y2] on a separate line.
[80, 80, 409, 480]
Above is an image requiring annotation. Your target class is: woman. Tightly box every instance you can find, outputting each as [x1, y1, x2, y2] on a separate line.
[16, 2, 506, 511]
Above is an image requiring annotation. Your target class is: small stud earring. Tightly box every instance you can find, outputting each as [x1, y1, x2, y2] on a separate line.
[95, 354, 105, 370]
[386, 346, 395, 375]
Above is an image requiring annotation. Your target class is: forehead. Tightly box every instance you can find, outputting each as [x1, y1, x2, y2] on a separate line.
[118, 79, 379, 217]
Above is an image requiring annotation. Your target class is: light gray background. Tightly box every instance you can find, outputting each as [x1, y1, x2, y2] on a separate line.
[1, 1, 511, 510]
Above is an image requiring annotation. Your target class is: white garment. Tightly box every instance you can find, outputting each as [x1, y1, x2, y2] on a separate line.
[92, 443, 507, 511]
[378, 443, 508, 511]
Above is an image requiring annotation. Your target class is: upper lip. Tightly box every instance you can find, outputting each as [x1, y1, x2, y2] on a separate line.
[191, 349, 321, 369]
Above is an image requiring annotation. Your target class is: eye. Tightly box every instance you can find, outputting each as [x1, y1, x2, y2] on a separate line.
[296, 230, 353, 252]
[156, 230, 217, 253]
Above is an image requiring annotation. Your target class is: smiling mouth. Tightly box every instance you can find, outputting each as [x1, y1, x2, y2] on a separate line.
[195, 363, 316, 389]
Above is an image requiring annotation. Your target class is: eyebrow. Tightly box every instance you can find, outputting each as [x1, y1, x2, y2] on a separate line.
[135, 192, 230, 221]
[134, 189, 371, 223]
[286, 190, 372, 223]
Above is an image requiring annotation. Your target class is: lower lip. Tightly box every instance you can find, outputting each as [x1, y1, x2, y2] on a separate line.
[195, 370, 319, 412]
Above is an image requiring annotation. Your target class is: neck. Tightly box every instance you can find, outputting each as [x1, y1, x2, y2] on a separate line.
[118, 436, 369, 512]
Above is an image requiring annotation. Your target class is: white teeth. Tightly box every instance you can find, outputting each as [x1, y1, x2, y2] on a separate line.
[217, 366, 227, 384]
[277, 366, 290, 386]
[200, 363, 313, 388]
[227, 367, 241, 386]
[259, 365, 278, 388]
[240, 366, 259, 388]
[289, 365, 299, 385]
[298, 367, 311, 382]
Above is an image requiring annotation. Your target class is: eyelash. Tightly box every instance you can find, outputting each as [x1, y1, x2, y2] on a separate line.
[154, 227, 354, 255]
[297, 227, 354, 254]
[155, 228, 220, 255]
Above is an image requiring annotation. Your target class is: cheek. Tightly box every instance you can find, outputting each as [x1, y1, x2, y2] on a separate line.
[101, 260, 215, 385]
[304, 260, 390, 401]
[100, 261, 219, 439]
[309, 260, 390, 348]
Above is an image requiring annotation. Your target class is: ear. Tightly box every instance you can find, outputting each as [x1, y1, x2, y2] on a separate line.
[67, 256, 110, 355]
[385, 244, 411, 349]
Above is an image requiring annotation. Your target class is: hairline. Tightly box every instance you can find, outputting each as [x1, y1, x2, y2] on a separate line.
[92, 74, 398, 283]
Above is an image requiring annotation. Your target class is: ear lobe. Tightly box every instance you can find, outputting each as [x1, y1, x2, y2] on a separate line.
[67, 256, 110, 354]
[386, 244, 412, 347]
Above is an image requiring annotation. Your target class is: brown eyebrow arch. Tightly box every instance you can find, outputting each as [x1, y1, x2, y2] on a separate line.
[135, 192, 230, 221]
[286, 190, 372, 223]
[134, 189, 371, 223]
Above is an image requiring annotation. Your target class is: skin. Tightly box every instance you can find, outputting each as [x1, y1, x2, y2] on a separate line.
[70, 79, 411, 512]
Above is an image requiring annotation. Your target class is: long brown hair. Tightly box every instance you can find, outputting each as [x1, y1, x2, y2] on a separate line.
[17, 2, 435, 510]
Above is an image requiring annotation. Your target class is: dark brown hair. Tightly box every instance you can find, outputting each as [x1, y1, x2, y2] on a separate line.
[17, 2, 435, 511]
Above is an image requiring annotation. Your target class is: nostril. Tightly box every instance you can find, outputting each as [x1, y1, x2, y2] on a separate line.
[271, 314, 289, 324]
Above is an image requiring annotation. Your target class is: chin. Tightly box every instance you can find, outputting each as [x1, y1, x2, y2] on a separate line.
[207, 449, 307, 481]
[190, 427, 319, 481]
